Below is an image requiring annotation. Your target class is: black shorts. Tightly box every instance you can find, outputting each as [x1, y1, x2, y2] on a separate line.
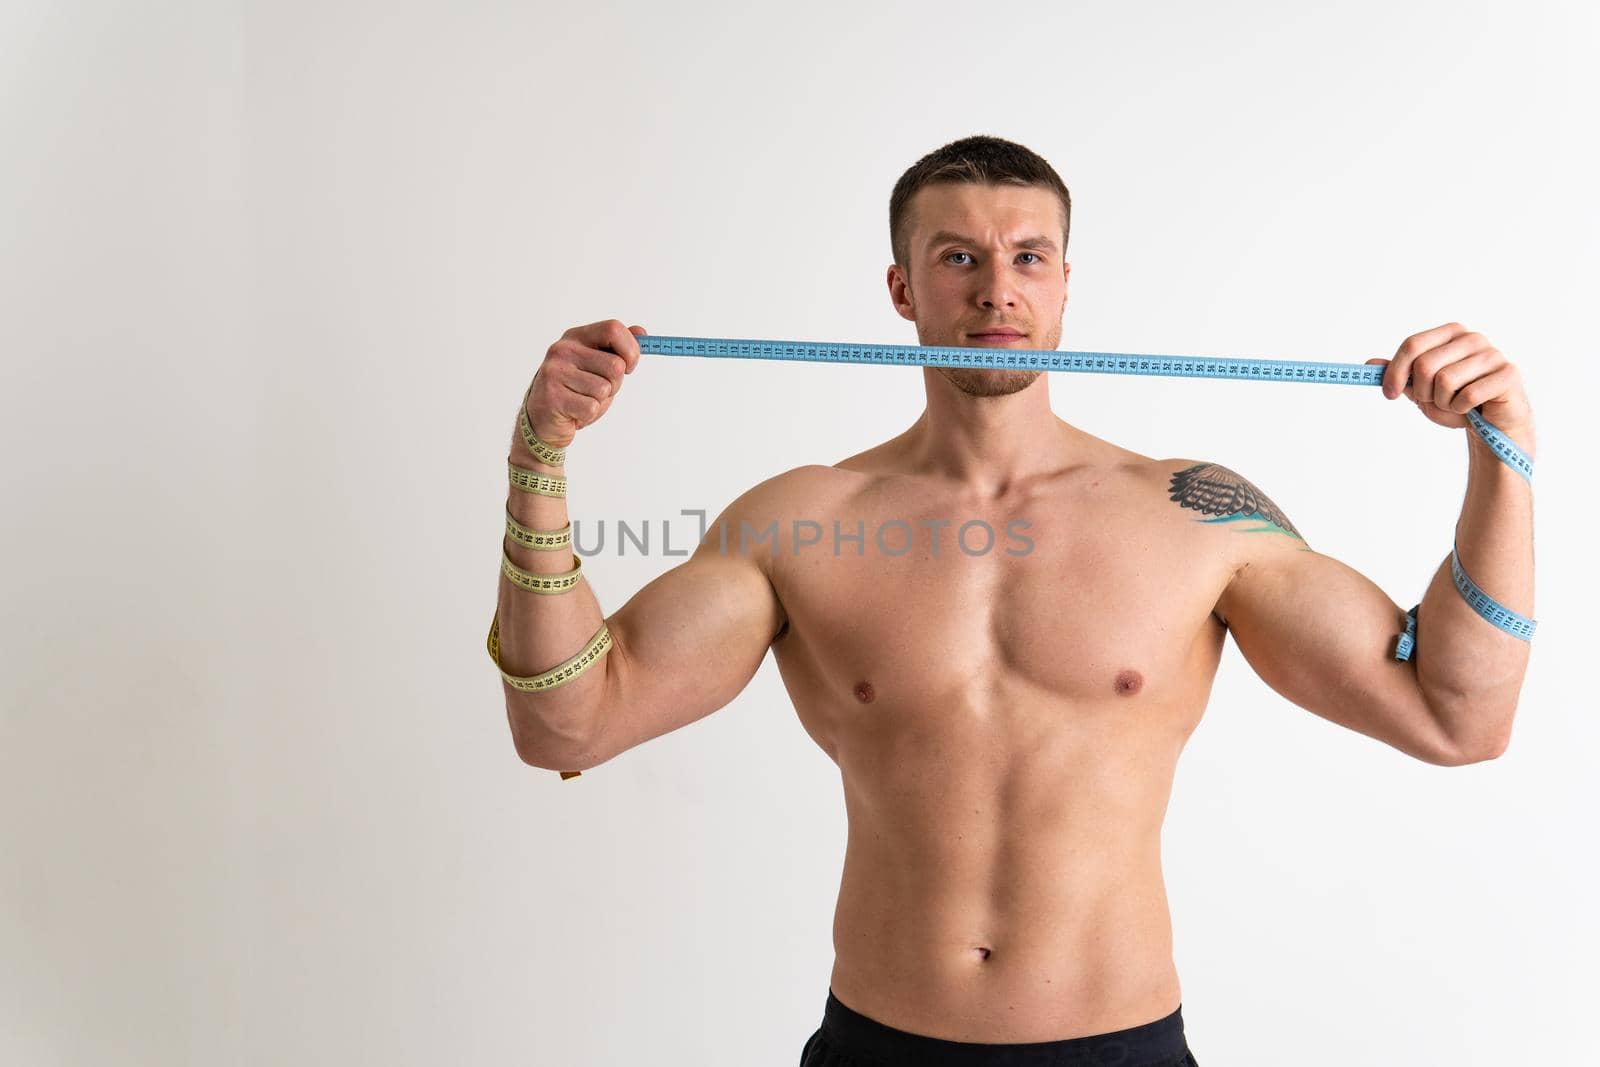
[799, 987, 1199, 1067]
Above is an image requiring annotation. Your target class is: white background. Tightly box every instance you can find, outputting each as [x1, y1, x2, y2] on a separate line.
[3, 1, 1597, 1064]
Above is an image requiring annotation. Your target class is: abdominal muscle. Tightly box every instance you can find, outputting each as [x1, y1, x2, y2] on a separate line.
[821, 707, 1187, 1044]
[765, 451, 1221, 1042]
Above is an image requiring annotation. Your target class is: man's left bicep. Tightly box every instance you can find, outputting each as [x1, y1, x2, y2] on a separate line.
[1216, 541, 1465, 766]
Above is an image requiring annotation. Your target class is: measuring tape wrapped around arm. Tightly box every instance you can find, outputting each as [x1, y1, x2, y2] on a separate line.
[491, 419, 609, 780]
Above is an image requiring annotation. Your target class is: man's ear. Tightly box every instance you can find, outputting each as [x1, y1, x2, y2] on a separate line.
[887, 263, 915, 321]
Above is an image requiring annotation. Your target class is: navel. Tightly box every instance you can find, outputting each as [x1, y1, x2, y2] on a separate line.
[853, 681, 875, 703]
[973, 946, 992, 961]
[1114, 669, 1144, 696]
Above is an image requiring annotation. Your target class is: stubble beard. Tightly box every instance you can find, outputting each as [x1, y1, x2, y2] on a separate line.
[932, 317, 1061, 398]
[937, 367, 1043, 397]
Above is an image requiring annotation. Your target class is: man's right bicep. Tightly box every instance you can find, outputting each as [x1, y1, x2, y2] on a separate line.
[579, 537, 786, 770]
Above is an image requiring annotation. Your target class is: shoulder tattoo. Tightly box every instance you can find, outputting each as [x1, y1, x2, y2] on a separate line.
[1167, 462, 1309, 547]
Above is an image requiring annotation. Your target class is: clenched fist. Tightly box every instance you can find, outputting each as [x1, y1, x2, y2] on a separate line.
[1363, 321, 1535, 458]
[517, 319, 646, 454]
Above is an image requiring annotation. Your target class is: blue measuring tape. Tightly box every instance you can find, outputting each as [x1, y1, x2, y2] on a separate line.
[636, 334, 1536, 660]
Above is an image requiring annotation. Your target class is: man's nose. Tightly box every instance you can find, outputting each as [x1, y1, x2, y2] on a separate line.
[976, 261, 1018, 308]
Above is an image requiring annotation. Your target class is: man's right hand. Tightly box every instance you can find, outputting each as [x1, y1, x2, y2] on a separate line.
[520, 319, 647, 451]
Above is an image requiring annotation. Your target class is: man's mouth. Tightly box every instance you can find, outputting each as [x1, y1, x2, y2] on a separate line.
[968, 329, 1027, 344]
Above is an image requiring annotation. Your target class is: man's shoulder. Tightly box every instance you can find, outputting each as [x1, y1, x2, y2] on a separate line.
[1154, 456, 1307, 538]
[712, 463, 862, 532]
[1153, 454, 1315, 593]
[742, 461, 864, 500]
[695, 464, 864, 580]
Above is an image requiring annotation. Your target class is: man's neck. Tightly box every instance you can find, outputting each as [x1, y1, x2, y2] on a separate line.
[905, 369, 1091, 495]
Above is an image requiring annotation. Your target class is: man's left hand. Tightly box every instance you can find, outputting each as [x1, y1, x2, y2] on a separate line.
[1365, 322, 1534, 441]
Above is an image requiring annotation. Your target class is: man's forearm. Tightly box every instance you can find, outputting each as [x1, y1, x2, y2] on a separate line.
[498, 428, 609, 763]
[1415, 423, 1536, 759]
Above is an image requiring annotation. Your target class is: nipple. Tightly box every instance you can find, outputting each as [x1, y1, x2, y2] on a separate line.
[1114, 669, 1143, 696]
[854, 681, 875, 703]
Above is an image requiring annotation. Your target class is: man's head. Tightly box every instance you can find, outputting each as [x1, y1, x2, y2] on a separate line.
[887, 135, 1072, 397]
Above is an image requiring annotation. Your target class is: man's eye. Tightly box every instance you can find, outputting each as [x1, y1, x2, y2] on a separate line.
[944, 252, 1043, 265]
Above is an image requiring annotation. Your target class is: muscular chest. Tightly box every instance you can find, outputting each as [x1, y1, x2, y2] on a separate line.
[766, 480, 1230, 736]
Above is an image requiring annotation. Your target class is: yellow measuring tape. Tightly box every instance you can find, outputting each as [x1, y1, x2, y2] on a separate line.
[491, 409, 607, 778]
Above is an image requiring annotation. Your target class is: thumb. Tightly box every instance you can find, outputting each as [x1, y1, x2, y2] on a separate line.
[1365, 356, 1401, 399]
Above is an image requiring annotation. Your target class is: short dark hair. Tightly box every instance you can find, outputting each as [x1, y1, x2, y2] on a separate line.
[889, 135, 1072, 279]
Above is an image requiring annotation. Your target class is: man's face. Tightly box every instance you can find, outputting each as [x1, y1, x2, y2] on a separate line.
[888, 182, 1070, 397]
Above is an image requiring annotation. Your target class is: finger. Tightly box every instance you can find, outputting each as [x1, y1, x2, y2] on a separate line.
[558, 363, 618, 404]
[1387, 321, 1471, 399]
[1450, 364, 1518, 415]
[1431, 349, 1503, 413]
[598, 318, 643, 372]
[549, 332, 628, 392]
[567, 344, 630, 394]
[1401, 323, 1484, 406]
[567, 319, 644, 373]
[546, 377, 606, 430]
[1365, 357, 1401, 402]
[625, 325, 648, 372]
[1410, 331, 1493, 408]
